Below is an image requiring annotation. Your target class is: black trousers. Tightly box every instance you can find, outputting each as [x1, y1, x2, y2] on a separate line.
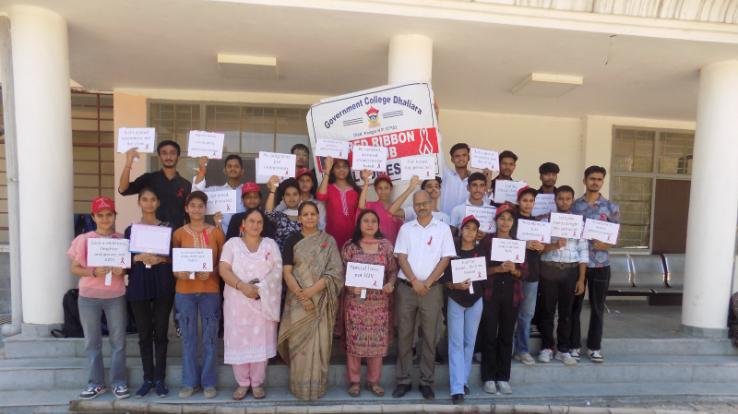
[539, 263, 578, 352]
[480, 277, 518, 382]
[586, 266, 611, 351]
[570, 288, 585, 350]
[130, 294, 174, 382]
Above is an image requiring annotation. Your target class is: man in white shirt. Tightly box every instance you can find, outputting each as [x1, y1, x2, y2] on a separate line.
[191, 154, 245, 233]
[393, 190, 456, 401]
[450, 172, 491, 233]
[440, 143, 471, 217]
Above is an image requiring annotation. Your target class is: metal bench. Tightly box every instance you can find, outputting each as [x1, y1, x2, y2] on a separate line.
[662, 253, 685, 290]
[630, 254, 669, 294]
[608, 254, 637, 294]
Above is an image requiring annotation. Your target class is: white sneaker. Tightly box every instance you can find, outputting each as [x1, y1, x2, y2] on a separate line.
[483, 380, 497, 394]
[570, 348, 581, 361]
[589, 349, 604, 363]
[554, 351, 578, 366]
[515, 352, 536, 365]
[538, 348, 553, 363]
[496, 381, 512, 395]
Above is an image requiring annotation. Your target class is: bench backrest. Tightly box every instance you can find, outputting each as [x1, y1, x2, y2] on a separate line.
[609, 254, 633, 288]
[630, 254, 667, 289]
[662, 253, 685, 289]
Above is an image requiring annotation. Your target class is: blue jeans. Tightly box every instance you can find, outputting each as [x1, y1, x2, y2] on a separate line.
[175, 293, 221, 388]
[513, 281, 538, 355]
[78, 295, 128, 387]
[446, 297, 482, 395]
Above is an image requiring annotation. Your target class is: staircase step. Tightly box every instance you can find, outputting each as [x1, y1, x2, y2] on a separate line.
[4, 334, 736, 359]
[1, 354, 738, 392]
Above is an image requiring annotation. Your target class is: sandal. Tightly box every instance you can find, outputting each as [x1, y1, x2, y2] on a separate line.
[366, 382, 385, 397]
[348, 382, 361, 397]
[252, 386, 266, 399]
[232, 386, 249, 401]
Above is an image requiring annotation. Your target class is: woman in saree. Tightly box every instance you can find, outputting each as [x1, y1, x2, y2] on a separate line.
[278, 201, 344, 400]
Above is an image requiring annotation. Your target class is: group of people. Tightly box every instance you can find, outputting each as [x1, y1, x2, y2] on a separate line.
[67, 138, 619, 405]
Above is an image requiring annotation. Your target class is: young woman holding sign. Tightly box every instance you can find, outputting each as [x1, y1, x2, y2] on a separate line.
[265, 176, 303, 252]
[172, 191, 225, 399]
[219, 208, 283, 400]
[358, 171, 418, 245]
[316, 156, 361, 249]
[124, 188, 175, 398]
[341, 209, 398, 397]
[479, 204, 525, 396]
[278, 201, 344, 400]
[67, 197, 130, 400]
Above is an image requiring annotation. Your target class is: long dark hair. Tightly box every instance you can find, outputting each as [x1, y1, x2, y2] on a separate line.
[240, 207, 270, 238]
[350, 209, 385, 245]
[275, 178, 301, 208]
[184, 191, 208, 224]
[328, 159, 361, 193]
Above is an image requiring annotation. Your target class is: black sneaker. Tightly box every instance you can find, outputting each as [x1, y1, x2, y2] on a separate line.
[155, 380, 169, 397]
[113, 384, 131, 399]
[79, 384, 106, 400]
[135, 381, 154, 398]
[464, 385, 470, 395]
[452, 393, 464, 404]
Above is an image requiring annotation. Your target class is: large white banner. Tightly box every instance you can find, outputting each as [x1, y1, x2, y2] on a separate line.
[306, 83, 442, 182]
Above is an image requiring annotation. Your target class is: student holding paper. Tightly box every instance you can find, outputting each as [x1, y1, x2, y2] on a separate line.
[341, 209, 398, 398]
[219, 208, 283, 401]
[537, 185, 588, 366]
[265, 176, 304, 252]
[67, 197, 130, 400]
[358, 171, 418, 244]
[571, 166, 620, 363]
[441, 215, 486, 404]
[225, 182, 276, 241]
[511, 187, 544, 366]
[490, 150, 518, 206]
[316, 157, 361, 249]
[278, 202, 344, 400]
[275, 168, 326, 231]
[450, 172, 490, 233]
[440, 143, 471, 216]
[172, 191, 226, 399]
[192, 154, 246, 233]
[124, 188, 175, 398]
[479, 204, 523, 396]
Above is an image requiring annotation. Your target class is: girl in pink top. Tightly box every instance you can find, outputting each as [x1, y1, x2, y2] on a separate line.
[316, 157, 361, 249]
[358, 171, 419, 245]
[67, 196, 130, 400]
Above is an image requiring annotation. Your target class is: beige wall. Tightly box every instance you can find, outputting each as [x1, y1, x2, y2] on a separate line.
[439, 109, 584, 194]
[113, 92, 149, 230]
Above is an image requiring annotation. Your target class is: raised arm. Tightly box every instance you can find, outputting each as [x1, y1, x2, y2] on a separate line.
[358, 169, 372, 209]
[118, 148, 139, 194]
[316, 157, 333, 200]
[388, 175, 420, 216]
[265, 176, 280, 213]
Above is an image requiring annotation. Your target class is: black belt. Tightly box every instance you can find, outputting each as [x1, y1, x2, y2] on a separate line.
[542, 262, 579, 269]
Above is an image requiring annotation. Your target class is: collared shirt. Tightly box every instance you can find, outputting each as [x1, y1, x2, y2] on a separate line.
[403, 206, 450, 224]
[191, 178, 246, 233]
[394, 218, 456, 282]
[450, 199, 486, 228]
[121, 170, 191, 229]
[571, 195, 620, 268]
[539, 213, 589, 264]
[440, 167, 469, 217]
[537, 185, 556, 194]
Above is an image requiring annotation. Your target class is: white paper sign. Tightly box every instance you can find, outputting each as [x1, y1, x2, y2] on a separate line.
[129, 224, 172, 256]
[490, 238, 526, 264]
[187, 131, 225, 159]
[254, 158, 270, 184]
[257, 151, 296, 180]
[493, 180, 527, 205]
[550, 212, 584, 239]
[205, 189, 238, 215]
[582, 219, 620, 244]
[87, 238, 131, 268]
[345, 262, 385, 290]
[400, 155, 436, 180]
[464, 205, 497, 233]
[532, 193, 557, 217]
[117, 128, 156, 153]
[351, 145, 388, 172]
[469, 148, 499, 171]
[516, 219, 552, 243]
[173, 248, 213, 275]
[451, 257, 487, 283]
[315, 139, 350, 159]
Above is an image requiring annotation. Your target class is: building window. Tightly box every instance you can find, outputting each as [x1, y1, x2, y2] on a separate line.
[610, 127, 693, 250]
[148, 102, 310, 184]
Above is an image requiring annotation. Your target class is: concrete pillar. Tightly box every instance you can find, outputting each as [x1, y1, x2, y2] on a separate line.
[387, 34, 433, 85]
[9, 5, 75, 326]
[681, 61, 738, 335]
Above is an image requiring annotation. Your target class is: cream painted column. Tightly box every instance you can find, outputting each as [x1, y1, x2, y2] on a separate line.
[9, 5, 74, 326]
[682, 61, 738, 335]
[387, 34, 433, 84]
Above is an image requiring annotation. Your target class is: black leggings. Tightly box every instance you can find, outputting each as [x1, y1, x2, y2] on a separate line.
[130, 295, 174, 382]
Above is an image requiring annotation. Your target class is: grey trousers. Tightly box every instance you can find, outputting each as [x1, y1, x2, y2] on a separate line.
[395, 282, 443, 386]
[78, 295, 128, 387]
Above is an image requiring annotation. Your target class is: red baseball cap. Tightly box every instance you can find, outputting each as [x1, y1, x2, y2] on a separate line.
[516, 185, 535, 201]
[296, 168, 312, 180]
[460, 214, 480, 230]
[91, 196, 116, 215]
[241, 182, 261, 196]
[495, 204, 514, 219]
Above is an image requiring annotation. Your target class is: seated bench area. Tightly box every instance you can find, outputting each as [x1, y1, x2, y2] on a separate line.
[608, 253, 684, 305]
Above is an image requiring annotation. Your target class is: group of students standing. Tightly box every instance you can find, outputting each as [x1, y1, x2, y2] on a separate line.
[67, 137, 618, 405]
